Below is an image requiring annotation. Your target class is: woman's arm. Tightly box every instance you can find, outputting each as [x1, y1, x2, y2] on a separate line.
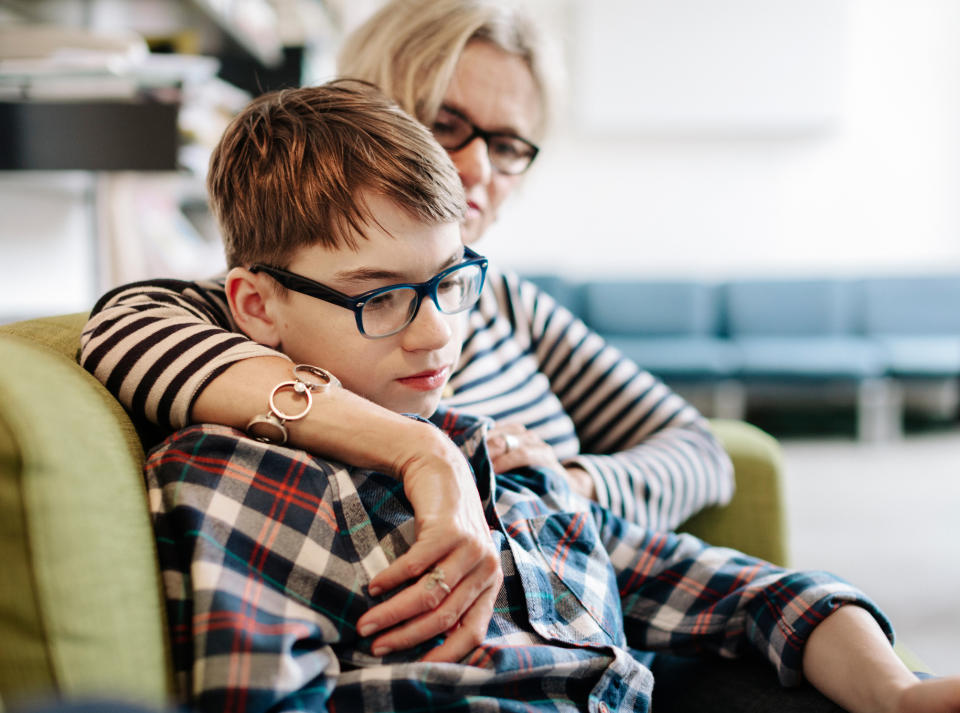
[197, 357, 502, 661]
[80, 277, 271, 429]
[504, 273, 734, 530]
[81, 277, 501, 661]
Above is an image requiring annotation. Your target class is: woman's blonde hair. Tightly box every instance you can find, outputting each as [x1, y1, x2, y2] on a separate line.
[337, 0, 557, 137]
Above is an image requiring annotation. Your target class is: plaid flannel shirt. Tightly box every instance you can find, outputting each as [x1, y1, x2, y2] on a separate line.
[145, 408, 892, 713]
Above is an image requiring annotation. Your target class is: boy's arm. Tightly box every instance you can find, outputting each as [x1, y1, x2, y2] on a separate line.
[592, 503, 892, 686]
[147, 426, 344, 713]
[803, 606, 960, 713]
[597, 507, 960, 710]
[82, 278, 500, 662]
[147, 425, 494, 712]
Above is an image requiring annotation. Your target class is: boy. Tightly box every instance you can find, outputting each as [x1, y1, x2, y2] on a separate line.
[145, 82, 957, 712]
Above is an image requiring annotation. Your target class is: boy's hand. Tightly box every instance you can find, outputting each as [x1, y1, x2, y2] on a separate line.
[895, 677, 960, 713]
[356, 421, 501, 661]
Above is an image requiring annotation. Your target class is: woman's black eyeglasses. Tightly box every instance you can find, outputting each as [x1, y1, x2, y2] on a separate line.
[431, 105, 539, 175]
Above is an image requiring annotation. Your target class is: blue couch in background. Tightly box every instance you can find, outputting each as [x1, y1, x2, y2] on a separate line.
[525, 273, 960, 440]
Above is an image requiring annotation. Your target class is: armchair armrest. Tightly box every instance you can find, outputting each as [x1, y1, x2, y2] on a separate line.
[679, 419, 789, 566]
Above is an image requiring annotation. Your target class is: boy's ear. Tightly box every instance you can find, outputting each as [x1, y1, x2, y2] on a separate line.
[225, 267, 284, 348]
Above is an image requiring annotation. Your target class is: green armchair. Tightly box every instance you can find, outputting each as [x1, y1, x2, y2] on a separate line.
[0, 313, 790, 709]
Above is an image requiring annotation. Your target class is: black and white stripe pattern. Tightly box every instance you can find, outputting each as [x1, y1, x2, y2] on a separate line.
[80, 266, 733, 530]
[448, 269, 733, 529]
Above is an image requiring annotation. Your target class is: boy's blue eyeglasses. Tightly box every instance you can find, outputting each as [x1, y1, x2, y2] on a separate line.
[250, 247, 488, 339]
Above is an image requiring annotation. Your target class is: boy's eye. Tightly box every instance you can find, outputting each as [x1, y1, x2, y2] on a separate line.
[364, 290, 403, 311]
[437, 275, 463, 295]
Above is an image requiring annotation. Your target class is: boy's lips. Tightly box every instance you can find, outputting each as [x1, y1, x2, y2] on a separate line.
[396, 366, 451, 392]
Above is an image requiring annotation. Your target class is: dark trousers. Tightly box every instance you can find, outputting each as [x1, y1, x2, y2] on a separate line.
[650, 653, 848, 713]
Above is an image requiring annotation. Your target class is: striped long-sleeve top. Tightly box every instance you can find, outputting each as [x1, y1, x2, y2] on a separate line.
[81, 263, 734, 530]
[145, 407, 890, 713]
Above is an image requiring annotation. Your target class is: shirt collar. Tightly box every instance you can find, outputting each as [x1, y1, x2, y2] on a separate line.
[426, 407, 496, 510]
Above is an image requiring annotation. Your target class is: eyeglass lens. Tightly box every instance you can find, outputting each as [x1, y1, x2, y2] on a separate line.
[431, 108, 536, 175]
[360, 262, 485, 337]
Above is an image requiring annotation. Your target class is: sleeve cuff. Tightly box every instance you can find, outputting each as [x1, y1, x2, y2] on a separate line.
[565, 455, 612, 512]
[764, 585, 894, 687]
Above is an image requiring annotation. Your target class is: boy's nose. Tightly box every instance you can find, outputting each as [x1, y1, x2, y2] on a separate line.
[451, 137, 492, 190]
[401, 297, 453, 351]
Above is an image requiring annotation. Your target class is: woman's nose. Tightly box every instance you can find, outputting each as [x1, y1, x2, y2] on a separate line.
[401, 297, 453, 352]
[451, 136, 492, 190]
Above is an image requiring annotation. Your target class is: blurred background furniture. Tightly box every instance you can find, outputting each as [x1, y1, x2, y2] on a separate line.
[525, 272, 960, 441]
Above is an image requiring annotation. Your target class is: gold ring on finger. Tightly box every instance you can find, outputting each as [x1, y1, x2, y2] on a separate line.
[425, 567, 452, 597]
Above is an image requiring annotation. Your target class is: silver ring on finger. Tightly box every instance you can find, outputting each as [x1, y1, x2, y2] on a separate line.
[425, 567, 452, 597]
[503, 434, 520, 453]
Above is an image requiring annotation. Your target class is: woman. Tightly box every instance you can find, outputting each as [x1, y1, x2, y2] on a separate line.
[80, 0, 731, 665]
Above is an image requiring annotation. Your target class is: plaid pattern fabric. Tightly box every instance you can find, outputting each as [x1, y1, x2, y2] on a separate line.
[145, 409, 891, 713]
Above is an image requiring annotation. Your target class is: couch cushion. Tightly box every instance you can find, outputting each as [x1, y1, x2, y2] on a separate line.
[735, 337, 885, 380]
[583, 280, 721, 337]
[873, 335, 960, 378]
[0, 334, 172, 707]
[522, 274, 585, 319]
[606, 336, 741, 380]
[0, 312, 89, 362]
[726, 279, 857, 337]
[861, 276, 960, 334]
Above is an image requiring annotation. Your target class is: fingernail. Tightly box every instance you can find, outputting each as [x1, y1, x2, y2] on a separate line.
[373, 645, 392, 657]
[358, 622, 377, 637]
[368, 585, 382, 597]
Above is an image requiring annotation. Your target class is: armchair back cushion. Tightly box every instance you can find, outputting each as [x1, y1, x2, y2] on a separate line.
[0, 315, 172, 708]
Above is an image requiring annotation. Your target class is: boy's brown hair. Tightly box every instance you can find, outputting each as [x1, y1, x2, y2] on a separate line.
[208, 79, 466, 268]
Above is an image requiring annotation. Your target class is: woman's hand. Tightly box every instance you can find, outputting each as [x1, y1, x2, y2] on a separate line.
[356, 421, 501, 662]
[487, 422, 596, 499]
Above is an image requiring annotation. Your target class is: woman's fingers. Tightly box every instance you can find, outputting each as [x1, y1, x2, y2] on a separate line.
[358, 547, 501, 656]
[485, 423, 525, 461]
[360, 546, 467, 632]
[365, 535, 451, 598]
[420, 581, 499, 663]
[564, 465, 596, 500]
[487, 423, 566, 475]
[363, 428, 500, 656]
[358, 523, 497, 628]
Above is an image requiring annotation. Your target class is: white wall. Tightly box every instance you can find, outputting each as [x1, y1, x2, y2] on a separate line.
[3, 0, 959, 322]
[479, 0, 960, 280]
[0, 173, 99, 320]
